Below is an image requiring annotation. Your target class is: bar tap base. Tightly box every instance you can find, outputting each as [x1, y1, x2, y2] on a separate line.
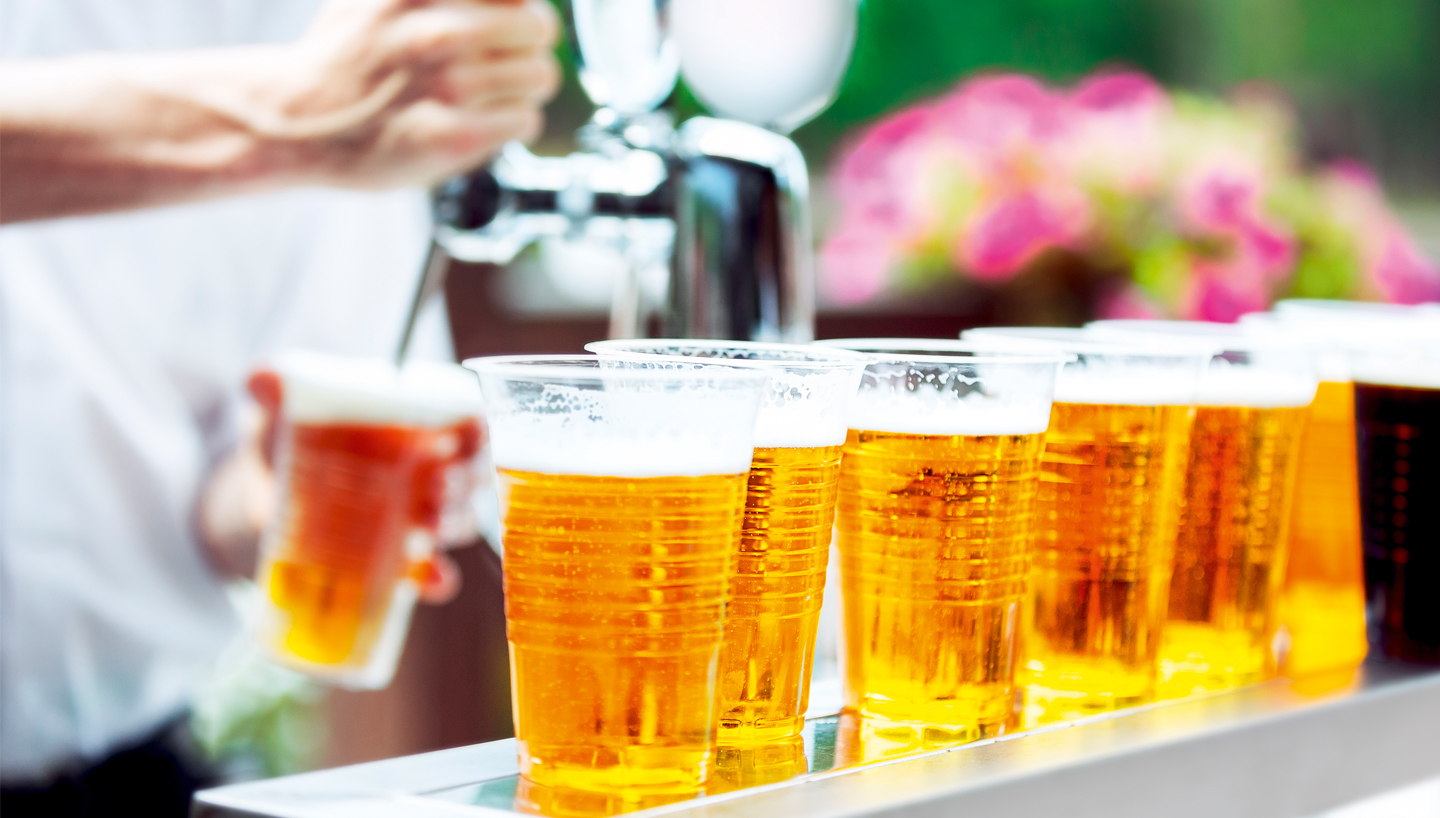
[193, 661, 1440, 818]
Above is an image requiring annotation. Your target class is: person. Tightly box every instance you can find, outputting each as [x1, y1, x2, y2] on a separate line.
[0, 0, 559, 814]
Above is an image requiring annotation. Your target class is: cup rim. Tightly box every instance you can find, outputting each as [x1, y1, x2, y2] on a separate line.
[813, 337, 1073, 365]
[962, 327, 1214, 361]
[585, 338, 872, 370]
[462, 354, 773, 385]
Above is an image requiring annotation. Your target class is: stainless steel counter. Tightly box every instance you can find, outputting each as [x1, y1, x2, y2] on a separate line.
[193, 661, 1440, 818]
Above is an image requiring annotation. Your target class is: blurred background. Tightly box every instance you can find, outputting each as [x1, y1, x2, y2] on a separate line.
[217, 0, 1440, 781]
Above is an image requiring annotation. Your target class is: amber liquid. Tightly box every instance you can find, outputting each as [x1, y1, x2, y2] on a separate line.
[264, 420, 477, 668]
[1020, 402, 1192, 725]
[1355, 382, 1440, 662]
[1279, 381, 1368, 678]
[1160, 405, 1308, 696]
[499, 469, 747, 795]
[717, 445, 841, 745]
[836, 429, 1045, 744]
[706, 736, 808, 793]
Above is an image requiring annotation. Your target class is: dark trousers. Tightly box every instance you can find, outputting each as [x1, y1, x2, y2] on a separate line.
[1, 716, 215, 818]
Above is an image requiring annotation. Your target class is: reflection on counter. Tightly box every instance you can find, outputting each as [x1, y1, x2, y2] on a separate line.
[707, 735, 810, 794]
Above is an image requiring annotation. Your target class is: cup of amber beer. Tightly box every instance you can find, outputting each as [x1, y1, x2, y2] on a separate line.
[813, 339, 1067, 745]
[466, 356, 769, 796]
[1348, 325, 1440, 663]
[962, 327, 1207, 724]
[587, 340, 869, 752]
[1242, 300, 1429, 679]
[254, 352, 483, 689]
[1088, 321, 1318, 696]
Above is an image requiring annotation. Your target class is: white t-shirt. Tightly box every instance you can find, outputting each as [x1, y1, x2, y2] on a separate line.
[0, 0, 453, 782]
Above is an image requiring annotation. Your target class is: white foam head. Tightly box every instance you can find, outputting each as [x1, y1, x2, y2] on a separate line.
[1198, 363, 1318, 408]
[587, 340, 868, 447]
[273, 351, 481, 427]
[1351, 342, 1440, 390]
[962, 327, 1207, 406]
[466, 356, 768, 477]
[813, 339, 1066, 435]
[1084, 321, 1318, 407]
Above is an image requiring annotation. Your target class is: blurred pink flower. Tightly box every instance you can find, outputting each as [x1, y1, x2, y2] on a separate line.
[956, 188, 1088, 280]
[930, 75, 1066, 160]
[1373, 234, 1440, 304]
[1178, 165, 1294, 281]
[1320, 161, 1439, 304]
[821, 68, 1431, 314]
[1066, 71, 1168, 193]
[1096, 284, 1163, 319]
[1185, 257, 1275, 322]
[821, 220, 896, 304]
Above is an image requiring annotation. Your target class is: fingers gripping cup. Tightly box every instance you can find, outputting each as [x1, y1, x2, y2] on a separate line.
[814, 339, 1067, 745]
[255, 352, 483, 689]
[587, 340, 869, 749]
[1088, 320, 1318, 696]
[963, 327, 1207, 724]
[466, 356, 769, 796]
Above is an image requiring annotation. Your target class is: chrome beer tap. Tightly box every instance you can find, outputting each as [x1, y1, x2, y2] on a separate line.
[397, 0, 858, 357]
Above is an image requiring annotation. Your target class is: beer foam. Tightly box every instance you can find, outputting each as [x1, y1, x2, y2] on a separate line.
[847, 378, 1053, 435]
[1351, 352, 1440, 390]
[586, 341, 866, 449]
[753, 367, 858, 447]
[1054, 375, 1197, 406]
[275, 351, 481, 427]
[477, 376, 762, 478]
[1198, 367, 1317, 408]
[848, 398, 1051, 435]
[963, 327, 1204, 405]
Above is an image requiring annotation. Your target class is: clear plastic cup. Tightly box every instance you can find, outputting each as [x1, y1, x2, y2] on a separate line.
[1086, 320, 1318, 695]
[813, 338, 1067, 745]
[254, 351, 483, 689]
[962, 327, 1207, 723]
[466, 356, 769, 797]
[586, 340, 868, 751]
[1348, 332, 1440, 663]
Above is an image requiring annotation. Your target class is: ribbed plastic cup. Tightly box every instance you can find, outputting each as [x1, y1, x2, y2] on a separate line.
[814, 338, 1067, 745]
[466, 356, 769, 797]
[963, 327, 1207, 724]
[588, 339, 868, 751]
[1086, 320, 1318, 696]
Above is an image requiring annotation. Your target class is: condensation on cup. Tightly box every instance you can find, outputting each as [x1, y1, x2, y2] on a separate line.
[254, 351, 484, 689]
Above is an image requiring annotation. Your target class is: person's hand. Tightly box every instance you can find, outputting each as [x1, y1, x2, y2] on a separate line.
[270, 0, 561, 189]
[0, 0, 562, 222]
[197, 370, 464, 605]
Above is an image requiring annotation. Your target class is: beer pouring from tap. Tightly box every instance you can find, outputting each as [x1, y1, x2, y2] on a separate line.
[415, 0, 860, 350]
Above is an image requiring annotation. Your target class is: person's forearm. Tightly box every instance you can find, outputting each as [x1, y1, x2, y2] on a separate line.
[0, 49, 324, 224]
[1, 51, 293, 223]
[0, 0, 559, 225]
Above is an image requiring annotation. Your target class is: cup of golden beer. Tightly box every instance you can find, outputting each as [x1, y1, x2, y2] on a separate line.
[814, 339, 1067, 744]
[1088, 321, 1318, 697]
[587, 340, 869, 750]
[1242, 300, 1429, 679]
[254, 352, 483, 689]
[963, 327, 1207, 724]
[466, 356, 769, 796]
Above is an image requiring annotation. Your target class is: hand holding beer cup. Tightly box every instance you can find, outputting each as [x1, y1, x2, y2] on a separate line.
[249, 352, 485, 689]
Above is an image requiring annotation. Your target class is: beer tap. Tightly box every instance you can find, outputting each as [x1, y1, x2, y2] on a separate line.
[395, 0, 858, 359]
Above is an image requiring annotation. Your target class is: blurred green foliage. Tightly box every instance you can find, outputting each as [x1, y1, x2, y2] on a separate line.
[797, 0, 1440, 192]
[542, 0, 1439, 194]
